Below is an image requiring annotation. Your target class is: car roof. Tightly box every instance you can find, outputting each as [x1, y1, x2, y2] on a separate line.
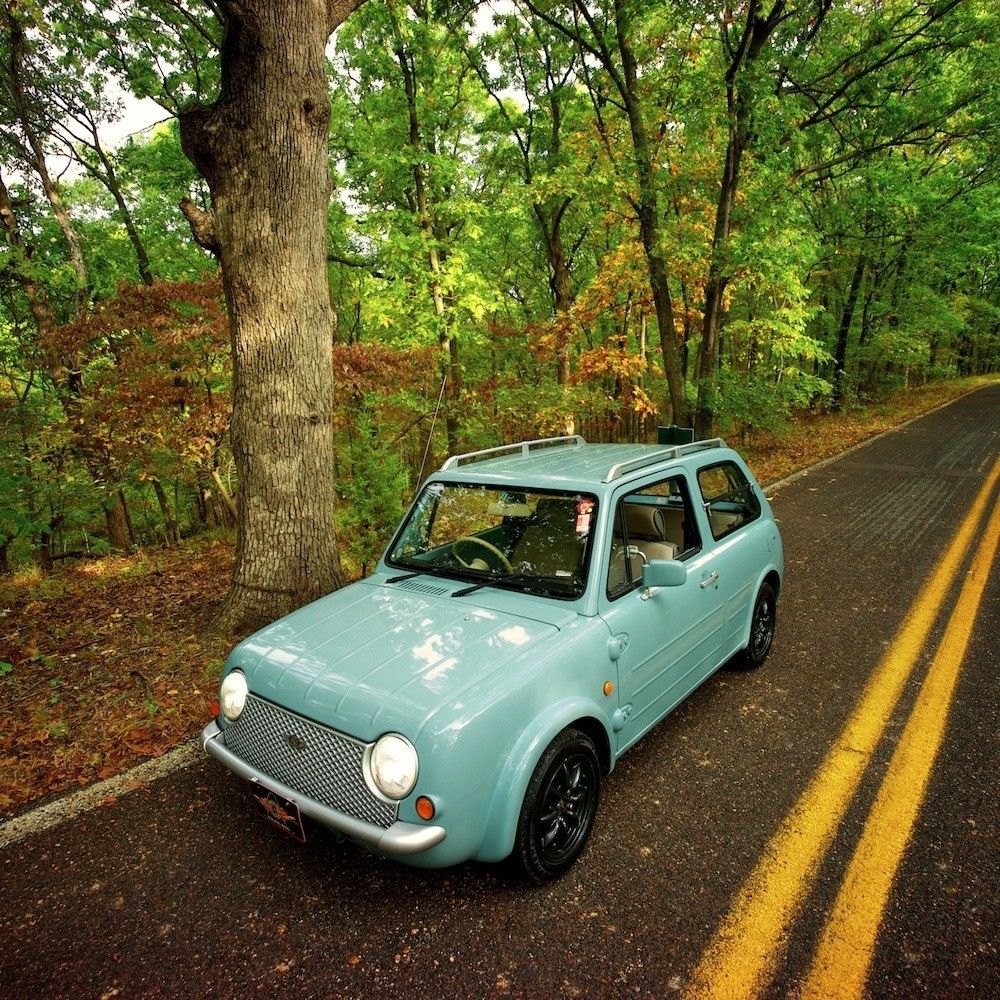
[430, 439, 732, 493]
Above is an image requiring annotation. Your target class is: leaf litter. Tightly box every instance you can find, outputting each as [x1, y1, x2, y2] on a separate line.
[0, 537, 233, 818]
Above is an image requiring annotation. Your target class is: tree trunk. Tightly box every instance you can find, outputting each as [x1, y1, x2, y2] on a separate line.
[2, 170, 129, 535]
[104, 492, 133, 551]
[832, 254, 866, 411]
[523, 0, 685, 423]
[7, 10, 89, 316]
[36, 529, 54, 572]
[694, 135, 743, 438]
[97, 155, 155, 286]
[0, 172, 56, 335]
[637, 199, 684, 425]
[612, 0, 685, 425]
[210, 468, 239, 524]
[151, 478, 181, 544]
[394, 39, 460, 455]
[692, 2, 792, 439]
[535, 204, 575, 433]
[179, 0, 359, 635]
[547, 225, 574, 386]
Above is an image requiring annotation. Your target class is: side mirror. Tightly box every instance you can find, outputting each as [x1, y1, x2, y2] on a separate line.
[641, 559, 687, 589]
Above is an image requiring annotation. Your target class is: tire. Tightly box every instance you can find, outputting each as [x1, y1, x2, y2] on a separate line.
[510, 728, 601, 884]
[735, 581, 777, 670]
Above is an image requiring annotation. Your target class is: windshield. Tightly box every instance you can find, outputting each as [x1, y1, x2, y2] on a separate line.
[387, 482, 598, 599]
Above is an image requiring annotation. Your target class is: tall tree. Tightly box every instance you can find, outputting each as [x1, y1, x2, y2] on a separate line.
[471, 12, 587, 390]
[2, 3, 89, 314]
[692, 0, 805, 437]
[178, 0, 364, 633]
[522, 0, 688, 423]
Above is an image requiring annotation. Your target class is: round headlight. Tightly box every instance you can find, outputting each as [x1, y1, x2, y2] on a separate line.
[219, 670, 248, 721]
[367, 734, 418, 800]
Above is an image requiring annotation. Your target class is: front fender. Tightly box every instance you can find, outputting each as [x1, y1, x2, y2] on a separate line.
[474, 697, 614, 863]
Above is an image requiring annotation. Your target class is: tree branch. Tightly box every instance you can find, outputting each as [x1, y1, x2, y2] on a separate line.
[179, 197, 220, 255]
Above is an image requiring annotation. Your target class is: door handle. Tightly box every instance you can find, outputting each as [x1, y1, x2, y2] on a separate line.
[700, 571, 719, 589]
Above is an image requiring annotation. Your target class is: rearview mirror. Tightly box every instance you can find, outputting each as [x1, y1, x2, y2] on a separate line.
[641, 559, 687, 588]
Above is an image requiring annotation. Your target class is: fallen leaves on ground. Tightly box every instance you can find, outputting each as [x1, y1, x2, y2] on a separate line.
[743, 378, 992, 486]
[0, 537, 233, 818]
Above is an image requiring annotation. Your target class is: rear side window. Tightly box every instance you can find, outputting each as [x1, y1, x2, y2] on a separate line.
[697, 462, 761, 541]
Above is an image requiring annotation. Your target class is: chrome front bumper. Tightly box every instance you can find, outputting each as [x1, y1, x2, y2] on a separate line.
[200, 720, 446, 857]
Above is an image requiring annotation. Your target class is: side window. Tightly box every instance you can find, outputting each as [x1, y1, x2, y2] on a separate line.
[697, 462, 761, 541]
[606, 474, 701, 599]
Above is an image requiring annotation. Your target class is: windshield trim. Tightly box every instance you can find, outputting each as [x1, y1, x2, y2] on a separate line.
[384, 479, 600, 602]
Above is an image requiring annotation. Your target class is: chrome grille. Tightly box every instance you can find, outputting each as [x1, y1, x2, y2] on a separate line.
[223, 695, 396, 828]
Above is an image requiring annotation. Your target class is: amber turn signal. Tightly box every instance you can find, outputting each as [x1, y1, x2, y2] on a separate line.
[603, 681, 614, 697]
[210, 699, 220, 718]
[415, 796, 436, 821]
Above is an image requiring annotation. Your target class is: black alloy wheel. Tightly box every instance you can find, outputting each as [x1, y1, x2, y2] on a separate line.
[512, 729, 601, 883]
[736, 581, 777, 669]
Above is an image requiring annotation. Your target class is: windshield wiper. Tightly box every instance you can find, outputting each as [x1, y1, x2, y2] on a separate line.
[451, 573, 553, 598]
[385, 571, 421, 584]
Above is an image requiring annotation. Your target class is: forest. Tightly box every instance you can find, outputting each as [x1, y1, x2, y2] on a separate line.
[2, 0, 999, 600]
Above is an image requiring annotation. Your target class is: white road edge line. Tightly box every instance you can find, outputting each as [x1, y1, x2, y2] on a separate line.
[0, 741, 200, 850]
[0, 383, 992, 850]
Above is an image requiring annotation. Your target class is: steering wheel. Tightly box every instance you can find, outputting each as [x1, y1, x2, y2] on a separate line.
[452, 536, 514, 573]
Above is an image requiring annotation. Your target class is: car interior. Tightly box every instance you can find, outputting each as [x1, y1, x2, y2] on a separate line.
[607, 490, 695, 595]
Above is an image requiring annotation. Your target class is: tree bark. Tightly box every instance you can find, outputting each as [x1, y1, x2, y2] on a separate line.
[179, 0, 360, 635]
[103, 493, 133, 551]
[6, 9, 89, 315]
[832, 254, 866, 411]
[151, 478, 181, 544]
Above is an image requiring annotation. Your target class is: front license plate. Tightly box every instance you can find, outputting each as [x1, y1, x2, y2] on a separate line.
[248, 780, 306, 843]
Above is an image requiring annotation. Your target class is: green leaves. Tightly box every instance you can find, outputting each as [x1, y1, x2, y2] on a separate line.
[0, 0, 998, 575]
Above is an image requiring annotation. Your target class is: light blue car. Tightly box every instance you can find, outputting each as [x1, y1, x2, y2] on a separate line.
[202, 435, 783, 881]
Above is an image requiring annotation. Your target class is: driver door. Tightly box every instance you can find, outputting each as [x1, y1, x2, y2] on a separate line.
[599, 472, 727, 753]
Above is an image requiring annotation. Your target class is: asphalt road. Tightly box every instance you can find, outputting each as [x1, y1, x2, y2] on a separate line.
[2, 386, 998, 1000]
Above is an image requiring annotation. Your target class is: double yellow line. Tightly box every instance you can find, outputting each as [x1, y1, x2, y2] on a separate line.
[686, 454, 1000, 1000]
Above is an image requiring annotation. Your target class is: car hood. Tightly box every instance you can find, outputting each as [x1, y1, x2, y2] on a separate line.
[230, 578, 572, 742]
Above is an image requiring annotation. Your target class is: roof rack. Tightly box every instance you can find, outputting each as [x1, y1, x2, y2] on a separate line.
[440, 435, 586, 471]
[603, 438, 726, 483]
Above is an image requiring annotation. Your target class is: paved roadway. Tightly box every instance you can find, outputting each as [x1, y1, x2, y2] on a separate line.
[2, 386, 997, 1000]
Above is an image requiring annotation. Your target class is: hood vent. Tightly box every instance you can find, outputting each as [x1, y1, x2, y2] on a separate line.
[397, 580, 449, 596]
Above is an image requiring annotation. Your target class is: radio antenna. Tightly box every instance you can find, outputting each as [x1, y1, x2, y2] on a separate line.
[417, 372, 448, 486]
